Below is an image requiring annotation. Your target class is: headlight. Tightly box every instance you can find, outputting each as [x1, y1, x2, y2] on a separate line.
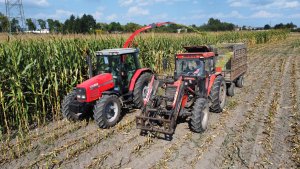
[76, 88, 86, 100]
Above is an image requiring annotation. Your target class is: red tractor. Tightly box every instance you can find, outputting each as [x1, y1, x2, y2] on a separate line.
[136, 44, 247, 138]
[61, 22, 172, 128]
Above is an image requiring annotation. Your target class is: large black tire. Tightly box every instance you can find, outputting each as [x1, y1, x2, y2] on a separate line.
[235, 75, 244, 88]
[189, 98, 209, 133]
[93, 95, 121, 128]
[209, 76, 226, 113]
[227, 83, 235, 97]
[133, 72, 152, 108]
[61, 91, 80, 121]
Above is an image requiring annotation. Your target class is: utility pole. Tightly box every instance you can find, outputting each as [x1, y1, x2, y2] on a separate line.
[5, 0, 26, 34]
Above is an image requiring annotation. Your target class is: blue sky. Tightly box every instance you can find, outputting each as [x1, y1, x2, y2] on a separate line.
[1, 0, 300, 27]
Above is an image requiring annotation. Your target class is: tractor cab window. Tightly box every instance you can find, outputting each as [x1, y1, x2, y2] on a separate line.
[96, 55, 121, 77]
[204, 58, 213, 73]
[176, 59, 205, 76]
[123, 54, 137, 71]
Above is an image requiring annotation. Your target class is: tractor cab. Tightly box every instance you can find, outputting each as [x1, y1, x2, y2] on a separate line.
[91, 48, 141, 93]
[174, 46, 216, 79]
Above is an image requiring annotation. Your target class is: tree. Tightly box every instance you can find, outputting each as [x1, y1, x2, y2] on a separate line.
[53, 20, 63, 32]
[47, 19, 55, 32]
[38, 19, 46, 29]
[10, 18, 21, 32]
[108, 22, 123, 32]
[286, 22, 296, 29]
[26, 18, 36, 31]
[96, 22, 109, 32]
[264, 24, 271, 30]
[80, 14, 96, 33]
[124, 22, 141, 32]
[0, 13, 9, 32]
[199, 18, 235, 31]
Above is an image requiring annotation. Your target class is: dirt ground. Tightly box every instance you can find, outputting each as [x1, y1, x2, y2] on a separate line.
[1, 35, 299, 169]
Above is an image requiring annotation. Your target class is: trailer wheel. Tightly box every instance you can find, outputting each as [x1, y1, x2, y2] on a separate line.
[209, 76, 226, 113]
[235, 75, 244, 88]
[189, 98, 209, 133]
[227, 83, 235, 97]
[133, 72, 152, 108]
[93, 95, 121, 128]
[61, 91, 81, 121]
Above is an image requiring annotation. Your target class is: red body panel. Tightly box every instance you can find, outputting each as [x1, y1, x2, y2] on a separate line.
[77, 73, 114, 102]
[181, 95, 188, 108]
[176, 52, 215, 59]
[144, 75, 155, 105]
[129, 68, 152, 91]
[171, 77, 182, 109]
[207, 74, 217, 96]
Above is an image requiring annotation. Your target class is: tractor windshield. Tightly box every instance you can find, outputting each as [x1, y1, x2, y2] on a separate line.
[95, 55, 121, 77]
[176, 59, 205, 76]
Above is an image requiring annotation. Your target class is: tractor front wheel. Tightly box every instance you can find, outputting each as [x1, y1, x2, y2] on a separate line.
[93, 95, 121, 128]
[209, 76, 226, 113]
[189, 98, 209, 133]
[133, 72, 152, 108]
[61, 91, 81, 121]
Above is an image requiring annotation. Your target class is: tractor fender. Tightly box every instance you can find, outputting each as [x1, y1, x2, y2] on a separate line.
[101, 91, 123, 106]
[207, 74, 218, 96]
[129, 68, 152, 91]
[102, 91, 120, 96]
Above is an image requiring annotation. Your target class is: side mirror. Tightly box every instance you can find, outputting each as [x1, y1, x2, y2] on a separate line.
[162, 58, 168, 71]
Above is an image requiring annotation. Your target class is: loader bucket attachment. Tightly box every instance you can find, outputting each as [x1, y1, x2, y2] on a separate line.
[136, 76, 184, 135]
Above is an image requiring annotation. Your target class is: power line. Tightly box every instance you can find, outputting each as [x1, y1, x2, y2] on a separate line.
[5, 0, 26, 33]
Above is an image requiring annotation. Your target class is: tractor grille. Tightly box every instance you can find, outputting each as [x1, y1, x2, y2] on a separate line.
[165, 86, 177, 102]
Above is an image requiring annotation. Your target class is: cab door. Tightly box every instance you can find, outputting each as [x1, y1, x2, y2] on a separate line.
[121, 53, 137, 93]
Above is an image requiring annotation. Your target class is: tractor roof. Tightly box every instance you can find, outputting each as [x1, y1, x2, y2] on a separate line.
[96, 48, 138, 56]
[175, 46, 215, 59]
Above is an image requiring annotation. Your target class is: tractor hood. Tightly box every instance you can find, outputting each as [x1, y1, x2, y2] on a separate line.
[76, 73, 114, 102]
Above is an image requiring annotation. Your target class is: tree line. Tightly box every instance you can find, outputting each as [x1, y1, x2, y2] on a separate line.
[0, 12, 298, 33]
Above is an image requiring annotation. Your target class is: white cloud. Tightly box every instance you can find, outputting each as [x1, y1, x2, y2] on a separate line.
[119, 0, 134, 6]
[106, 14, 118, 21]
[288, 13, 300, 18]
[150, 13, 168, 21]
[127, 6, 149, 16]
[0, 0, 49, 7]
[24, 0, 49, 7]
[212, 11, 244, 19]
[34, 9, 73, 20]
[93, 11, 103, 21]
[190, 10, 244, 19]
[119, 0, 171, 7]
[251, 10, 282, 18]
[227, 0, 300, 9]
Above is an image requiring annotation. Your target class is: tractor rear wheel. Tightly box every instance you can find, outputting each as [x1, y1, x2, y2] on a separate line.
[61, 91, 81, 121]
[189, 98, 209, 133]
[209, 76, 226, 113]
[133, 72, 152, 108]
[93, 95, 121, 128]
[235, 75, 244, 88]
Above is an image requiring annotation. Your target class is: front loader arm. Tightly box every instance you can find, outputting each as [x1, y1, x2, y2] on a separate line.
[123, 22, 174, 48]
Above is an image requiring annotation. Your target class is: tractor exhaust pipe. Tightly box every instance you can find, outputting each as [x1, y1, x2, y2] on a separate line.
[85, 50, 93, 78]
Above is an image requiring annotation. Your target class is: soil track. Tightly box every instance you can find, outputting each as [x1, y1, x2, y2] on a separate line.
[1, 35, 299, 169]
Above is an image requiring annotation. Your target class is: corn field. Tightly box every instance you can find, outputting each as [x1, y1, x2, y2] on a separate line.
[0, 30, 288, 136]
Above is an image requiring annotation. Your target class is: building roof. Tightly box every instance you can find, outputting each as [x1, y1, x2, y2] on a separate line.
[96, 48, 138, 55]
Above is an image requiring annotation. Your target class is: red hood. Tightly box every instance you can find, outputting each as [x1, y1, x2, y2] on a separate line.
[77, 73, 114, 102]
